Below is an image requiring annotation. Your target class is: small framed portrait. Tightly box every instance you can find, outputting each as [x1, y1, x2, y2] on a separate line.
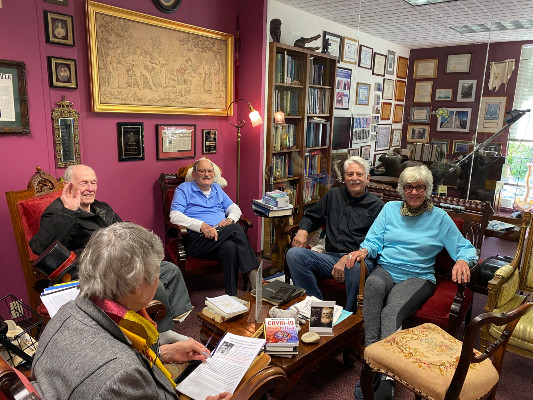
[360, 144, 371, 161]
[431, 139, 450, 156]
[386, 50, 396, 75]
[413, 58, 438, 79]
[380, 102, 392, 121]
[335, 67, 352, 109]
[45, 0, 68, 5]
[356, 82, 371, 105]
[457, 79, 477, 102]
[390, 129, 402, 147]
[47, 56, 77, 89]
[394, 80, 406, 102]
[453, 140, 470, 153]
[358, 45, 373, 70]
[373, 53, 386, 77]
[446, 53, 472, 74]
[44, 11, 74, 46]
[392, 104, 404, 123]
[309, 300, 335, 335]
[117, 122, 145, 162]
[435, 88, 453, 101]
[477, 96, 508, 133]
[349, 148, 360, 157]
[414, 81, 433, 103]
[323, 31, 342, 62]
[202, 129, 217, 154]
[375, 124, 392, 151]
[341, 37, 358, 64]
[156, 124, 196, 160]
[382, 78, 395, 101]
[410, 106, 431, 123]
[407, 124, 430, 143]
[396, 56, 409, 79]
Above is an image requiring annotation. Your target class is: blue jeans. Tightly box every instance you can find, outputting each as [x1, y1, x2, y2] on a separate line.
[286, 247, 375, 312]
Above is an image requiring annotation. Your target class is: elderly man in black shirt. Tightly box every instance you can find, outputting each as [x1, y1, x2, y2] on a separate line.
[286, 156, 384, 312]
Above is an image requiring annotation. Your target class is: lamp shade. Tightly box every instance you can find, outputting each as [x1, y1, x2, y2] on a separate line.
[274, 111, 285, 124]
[249, 110, 263, 127]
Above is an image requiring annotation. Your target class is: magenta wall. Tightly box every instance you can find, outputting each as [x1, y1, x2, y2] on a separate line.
[403, 41, 532, 152]
[0, 0, 267, 304]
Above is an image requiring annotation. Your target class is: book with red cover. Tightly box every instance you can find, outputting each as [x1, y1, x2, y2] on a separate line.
[265, 318, 299, 348]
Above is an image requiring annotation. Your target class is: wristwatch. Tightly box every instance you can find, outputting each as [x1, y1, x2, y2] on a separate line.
[360, 248, 369, 255]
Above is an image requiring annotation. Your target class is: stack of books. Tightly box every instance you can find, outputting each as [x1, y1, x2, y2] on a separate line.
[251, 280, 305, 306]
[264, 317, 299, 357]
[252, 190, 293, 217]
[203, 294, 250, 322]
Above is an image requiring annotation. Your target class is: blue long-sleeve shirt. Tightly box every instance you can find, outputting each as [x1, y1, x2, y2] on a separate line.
[360, 201, 478, 283]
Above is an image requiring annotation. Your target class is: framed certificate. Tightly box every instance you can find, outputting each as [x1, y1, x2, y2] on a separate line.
[413, 59, 438, 79]
[446, 53, 472, 73]
[156, 124, 196, 159]
[359, 45, 373, 69]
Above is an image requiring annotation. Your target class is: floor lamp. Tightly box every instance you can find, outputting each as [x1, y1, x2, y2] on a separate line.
[226, 98, 263, 205]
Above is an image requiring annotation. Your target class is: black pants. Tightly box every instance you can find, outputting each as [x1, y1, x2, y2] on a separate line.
[184, 224, 259, 295]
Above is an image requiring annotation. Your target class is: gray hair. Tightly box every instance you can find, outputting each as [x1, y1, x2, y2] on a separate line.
[63, 164, 96, 183]
[397, 165, 433, 199]
[344, 156, 370, 176]
[192, 158, 214, 171]
[78, 222, 163, 300]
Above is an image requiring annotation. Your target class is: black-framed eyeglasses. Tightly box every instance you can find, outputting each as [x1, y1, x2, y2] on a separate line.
[404, 184, 426, 193]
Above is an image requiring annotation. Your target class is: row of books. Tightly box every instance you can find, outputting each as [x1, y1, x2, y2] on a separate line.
[274, 89, 299, 116]
[307, 88, 330, 114]
[303, 177, 321, 203]
[272, 123, 296, 151]
[274, 52, 302, 84]
[309, 62, 326, 86]
[273, 183, 298, 208]
[304, 150, 322, 177]
[272, 153, 295, 179]
[306, 120, 330, 148]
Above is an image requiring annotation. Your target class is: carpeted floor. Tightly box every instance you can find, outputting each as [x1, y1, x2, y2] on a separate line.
[173, 236, 533, 399]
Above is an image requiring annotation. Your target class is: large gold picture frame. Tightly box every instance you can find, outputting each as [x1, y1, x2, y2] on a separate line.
[86, 1, 233, 115]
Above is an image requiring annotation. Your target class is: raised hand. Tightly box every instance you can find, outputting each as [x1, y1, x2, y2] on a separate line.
[60, 182, 81, 211]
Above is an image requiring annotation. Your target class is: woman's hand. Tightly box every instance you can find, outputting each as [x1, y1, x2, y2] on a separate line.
[345, 248, 368, 269]
[291, 230, 308, 248]
[160, 338, 210, 363]
[206, 393, 232, 400]
[452, 260, 470, 283]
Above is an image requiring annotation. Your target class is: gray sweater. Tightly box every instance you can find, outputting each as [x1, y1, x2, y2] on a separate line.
[31, 297, 177, 399]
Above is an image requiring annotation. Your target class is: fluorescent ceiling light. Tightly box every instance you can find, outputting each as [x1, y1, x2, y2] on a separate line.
[403, 0, 458, 5]
[452, 19, 533, 34]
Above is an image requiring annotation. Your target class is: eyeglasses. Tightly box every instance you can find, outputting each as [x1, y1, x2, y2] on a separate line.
[403, 184, 426, 193]
[196, 169, 214, 174]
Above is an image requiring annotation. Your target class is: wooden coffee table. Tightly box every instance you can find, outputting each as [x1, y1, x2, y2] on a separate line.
[197, 293, 363, 389]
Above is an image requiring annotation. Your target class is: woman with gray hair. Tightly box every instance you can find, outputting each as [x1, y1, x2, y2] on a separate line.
[31, 222, 231, 400]
[352, 165, 477, 400]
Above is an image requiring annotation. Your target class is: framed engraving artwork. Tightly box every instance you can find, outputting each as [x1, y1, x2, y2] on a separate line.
[51, 96, 80, 167]
[413, 59, 438, 79]
[373, 53, 386, 77]
[341, 37, 358, 64]
[0, 59, 29, 134]
[44, 11, 74, 46]
[396, 56, 408, 79]
[47, 56, 77, 89]
[359, 45, 373, 70]
[386, 50, 396, 75]
[446, 53, 472, 74]
[156, 124, 196, 159]
[202, 129, 217, 154]
[86, 1, 233, 115]
[407, 124, 430, 143]
[117, 122, 145, 161]
[323, 31, 342, 62]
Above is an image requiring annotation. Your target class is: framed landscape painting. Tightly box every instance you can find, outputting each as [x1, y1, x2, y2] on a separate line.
[407, 124, 430, 143]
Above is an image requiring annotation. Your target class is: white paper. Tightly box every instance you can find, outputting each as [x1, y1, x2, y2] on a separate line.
[291, 296, 342, 324]
[206, 295, 248, 315]
[0, 72, 16, 122]
[177, 332, 266, 400]
[40, 286, 79, 317]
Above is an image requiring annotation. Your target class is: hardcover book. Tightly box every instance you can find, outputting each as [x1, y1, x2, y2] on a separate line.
[251, 280, 305, 306]
[265, 318, 299, 347]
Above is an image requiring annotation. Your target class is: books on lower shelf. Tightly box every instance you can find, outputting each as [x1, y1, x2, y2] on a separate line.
[204, 295, 249, 319]
[252, 199, 293, 217]
[264, 317, 299, 357]
[251, 280, 305, 306]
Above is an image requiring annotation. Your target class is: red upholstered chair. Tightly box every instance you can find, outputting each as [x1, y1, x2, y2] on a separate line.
[158, 173, 254, 287]
[5, 168, 64, 313]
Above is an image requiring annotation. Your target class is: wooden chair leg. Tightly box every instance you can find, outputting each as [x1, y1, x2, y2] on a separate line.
[360, 361, 375, 400]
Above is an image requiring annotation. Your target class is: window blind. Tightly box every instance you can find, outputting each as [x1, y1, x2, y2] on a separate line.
[509, 44, 533, 142]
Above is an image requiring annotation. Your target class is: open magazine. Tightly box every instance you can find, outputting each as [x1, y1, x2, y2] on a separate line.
[176, 332, 266, 400]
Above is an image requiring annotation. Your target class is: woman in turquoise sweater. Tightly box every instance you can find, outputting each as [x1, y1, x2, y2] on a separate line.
[352, 165, 477, 400]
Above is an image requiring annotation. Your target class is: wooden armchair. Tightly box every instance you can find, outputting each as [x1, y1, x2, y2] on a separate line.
[158, 173, 254, 285]
[480, 211, 533, 360]
[284, 185, 492, 337]
[361, 293, 533, 400]
[5, 168, 64, 312]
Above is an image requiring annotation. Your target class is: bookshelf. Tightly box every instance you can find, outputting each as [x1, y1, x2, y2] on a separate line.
[266, 42, 337, 222]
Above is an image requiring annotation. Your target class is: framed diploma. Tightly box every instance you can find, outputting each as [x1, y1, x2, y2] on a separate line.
[396, 56, 408, 79]
[117, 122, 145, 161]
[413, 59, 438, 79]
[414, 81, 433, 103]
[358, 45, 373, 70]
[202, 129, 217, 154]
[372, 53, 386, 77]
[410, 106, 431, 123]
[341, 37, 358, 64]
[394, 80, 406, 102]
[446, 53, 472, 74]
[51, 96, 80, 167]
[156, 124, 196, 159]
[0, 59, 29, 134]
[382, 78, 395, 101]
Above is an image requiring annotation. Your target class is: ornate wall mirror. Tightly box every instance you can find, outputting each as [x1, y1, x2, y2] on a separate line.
[51, 96, 81, 167]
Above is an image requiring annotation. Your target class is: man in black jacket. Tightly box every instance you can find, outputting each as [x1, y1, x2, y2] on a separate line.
[29, 164, 192, 336]
[286, 156, 384, 312]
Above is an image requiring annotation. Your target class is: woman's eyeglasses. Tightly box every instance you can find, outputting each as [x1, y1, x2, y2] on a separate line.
[403, 184, 426, 193]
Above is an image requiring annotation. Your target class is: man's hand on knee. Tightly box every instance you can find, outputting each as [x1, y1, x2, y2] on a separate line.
[332, 261, 345, 283]
[292, 230, 308, 248]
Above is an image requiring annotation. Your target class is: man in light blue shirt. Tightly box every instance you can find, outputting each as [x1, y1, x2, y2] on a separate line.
[170, 159, 259, 294]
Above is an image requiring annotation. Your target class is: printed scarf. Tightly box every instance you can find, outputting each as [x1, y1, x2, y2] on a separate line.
[94, 298, 176, 388]
[400, 198, 434, 217]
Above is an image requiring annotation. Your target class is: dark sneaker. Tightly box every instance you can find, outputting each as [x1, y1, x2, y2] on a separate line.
[374, 379, 394, 400]
[354, 373, 382, 400]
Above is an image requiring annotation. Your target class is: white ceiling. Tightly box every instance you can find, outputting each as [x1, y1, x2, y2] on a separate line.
[274, 0, 533, 49]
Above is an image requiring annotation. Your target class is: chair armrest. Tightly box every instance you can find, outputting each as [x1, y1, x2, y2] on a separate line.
[238, 217, 253, 230]
[163, 216, 188, 237]
[0, 352, 18, 392]
[284, 224, 299, 236]
[146, 300, 167, 323]
[356, 258, 369, 319]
